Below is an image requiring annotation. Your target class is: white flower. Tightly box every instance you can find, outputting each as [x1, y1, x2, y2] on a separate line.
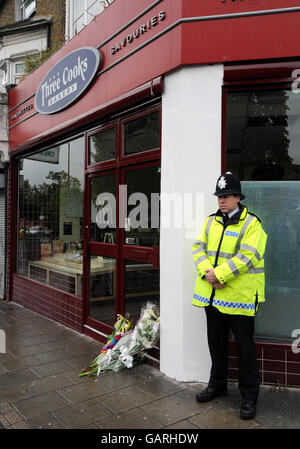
[119, 346, 133, 368]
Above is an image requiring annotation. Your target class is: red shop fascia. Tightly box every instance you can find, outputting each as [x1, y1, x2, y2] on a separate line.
[7, 0, 300, 379]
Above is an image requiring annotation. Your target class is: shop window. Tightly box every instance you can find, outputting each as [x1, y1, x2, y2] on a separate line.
[88, 255, 116, 326]
[89, 127, 116, 164]
[124, 111, 160, 155]
[124, 260, 160, 324]
[90, 173, 116, 243]
[17, 136, 85, 297]
[226, 89, 300, 341]
[125, 166, 161, 247]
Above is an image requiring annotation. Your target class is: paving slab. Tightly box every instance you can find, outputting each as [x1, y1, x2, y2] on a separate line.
[57, 378, 111, 403]
[12, 391, 69, 418]
[23, 373, 74, 395]
[140, 389, 215, 426]
[0, 368, 39, 387]
[189, 405, 259, 429]
[51, 398, 113, 429]
[96, 385, 156, 414]
[30, 359, 75, 377]
[26, 412, 65, 429]
[0, 384, 32, 403]
[96, 408, 163, 429]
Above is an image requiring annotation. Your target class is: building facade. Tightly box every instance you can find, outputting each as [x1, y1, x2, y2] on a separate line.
[0, 0, 65, 87]
[7, 0, 300, 387]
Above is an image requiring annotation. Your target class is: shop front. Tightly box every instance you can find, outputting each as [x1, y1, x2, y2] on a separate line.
[7, 0, 300, 385]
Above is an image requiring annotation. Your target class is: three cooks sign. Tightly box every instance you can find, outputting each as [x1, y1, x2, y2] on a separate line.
[35, 47, 101, 115]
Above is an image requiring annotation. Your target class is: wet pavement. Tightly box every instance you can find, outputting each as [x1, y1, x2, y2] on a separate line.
[0, 301, 300, 430]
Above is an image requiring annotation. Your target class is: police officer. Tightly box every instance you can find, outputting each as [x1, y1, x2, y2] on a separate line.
[192, 172, 267, 420]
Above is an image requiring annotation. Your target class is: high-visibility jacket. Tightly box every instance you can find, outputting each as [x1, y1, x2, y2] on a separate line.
[192, 205, 267, 316]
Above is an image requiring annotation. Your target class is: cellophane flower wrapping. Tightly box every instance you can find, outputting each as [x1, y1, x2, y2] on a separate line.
[79, 314, 131, 377]
[80, 302, 160, 376]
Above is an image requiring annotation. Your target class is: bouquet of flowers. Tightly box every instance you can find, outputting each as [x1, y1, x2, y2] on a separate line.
[80, 302, 160, 376]
[79, 314, 131, 377]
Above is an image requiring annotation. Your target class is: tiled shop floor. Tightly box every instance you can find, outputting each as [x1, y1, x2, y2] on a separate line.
[1, 301, 300, 429]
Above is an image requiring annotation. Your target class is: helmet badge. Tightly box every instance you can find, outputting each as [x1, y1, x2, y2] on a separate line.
[218, 176, 227, 190]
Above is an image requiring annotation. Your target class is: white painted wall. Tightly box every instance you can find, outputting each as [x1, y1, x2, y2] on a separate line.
[160, 64, 223, 382]
[0, 30, 48, 61]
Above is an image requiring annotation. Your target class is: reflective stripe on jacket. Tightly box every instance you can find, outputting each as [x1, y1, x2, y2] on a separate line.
[192, 205, 267, 316]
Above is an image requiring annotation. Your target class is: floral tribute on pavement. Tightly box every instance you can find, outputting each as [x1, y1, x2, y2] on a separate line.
[79, 302, 160, 377]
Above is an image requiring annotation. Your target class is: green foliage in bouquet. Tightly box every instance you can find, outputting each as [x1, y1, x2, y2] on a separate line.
[79, 302, 160, 377]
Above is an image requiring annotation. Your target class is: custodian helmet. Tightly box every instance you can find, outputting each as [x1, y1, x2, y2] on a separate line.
[214, 172, 245, 200]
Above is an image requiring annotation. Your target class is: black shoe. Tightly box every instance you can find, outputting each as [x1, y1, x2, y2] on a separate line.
[240, 400, 256, 420]
[195, 387, 227, 403]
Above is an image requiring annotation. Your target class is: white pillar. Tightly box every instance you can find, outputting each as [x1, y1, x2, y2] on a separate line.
[160, 64, 224, 382]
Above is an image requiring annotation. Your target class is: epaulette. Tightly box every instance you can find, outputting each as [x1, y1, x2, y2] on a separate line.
[248, 211, 261, 222]
[208, 213, 216, 217]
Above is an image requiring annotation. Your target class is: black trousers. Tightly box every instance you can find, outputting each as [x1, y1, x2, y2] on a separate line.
[205, 305, 260, 403]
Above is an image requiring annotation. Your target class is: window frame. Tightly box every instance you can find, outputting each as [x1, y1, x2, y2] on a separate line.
[67, 0, 115, 39]
[86, 103, 161, 173]
[20, 0, 36, 20]
[71, 0, 101, 37]
[12, 61, 26, 85]
[86, 122, 118, 171]
[121, 108, 161, 162]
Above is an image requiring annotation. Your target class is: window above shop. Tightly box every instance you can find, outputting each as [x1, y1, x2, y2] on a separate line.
[13, 61, 26, 84]
[66, 0, 115, 40]
[20, 0, 36, 20]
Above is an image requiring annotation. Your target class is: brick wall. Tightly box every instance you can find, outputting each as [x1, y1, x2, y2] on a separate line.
[0, 0, 15, 26]
[12, 275, 84, 333]
[36, 0, 66, 49]
[228, 340, 300, 389]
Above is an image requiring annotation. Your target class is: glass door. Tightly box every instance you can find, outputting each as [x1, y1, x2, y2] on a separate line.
[85, 171, 118, 334]
[85, 162, 160, 334]
[120, 163, 160, 324]
[84, 104, 161, 337]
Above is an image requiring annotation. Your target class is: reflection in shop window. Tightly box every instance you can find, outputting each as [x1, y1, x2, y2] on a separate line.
[89, 127, 116, 164]
[124, 260, 159, 325]
[90, 174, 116, 243]
[88, 256, 116, 327]
[226, 90, 300, 181]
[124, 111, 160, 155]
[17, 137, 85, 297]
[226, 89, 300, 341]
[125, 166, 161, 247]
